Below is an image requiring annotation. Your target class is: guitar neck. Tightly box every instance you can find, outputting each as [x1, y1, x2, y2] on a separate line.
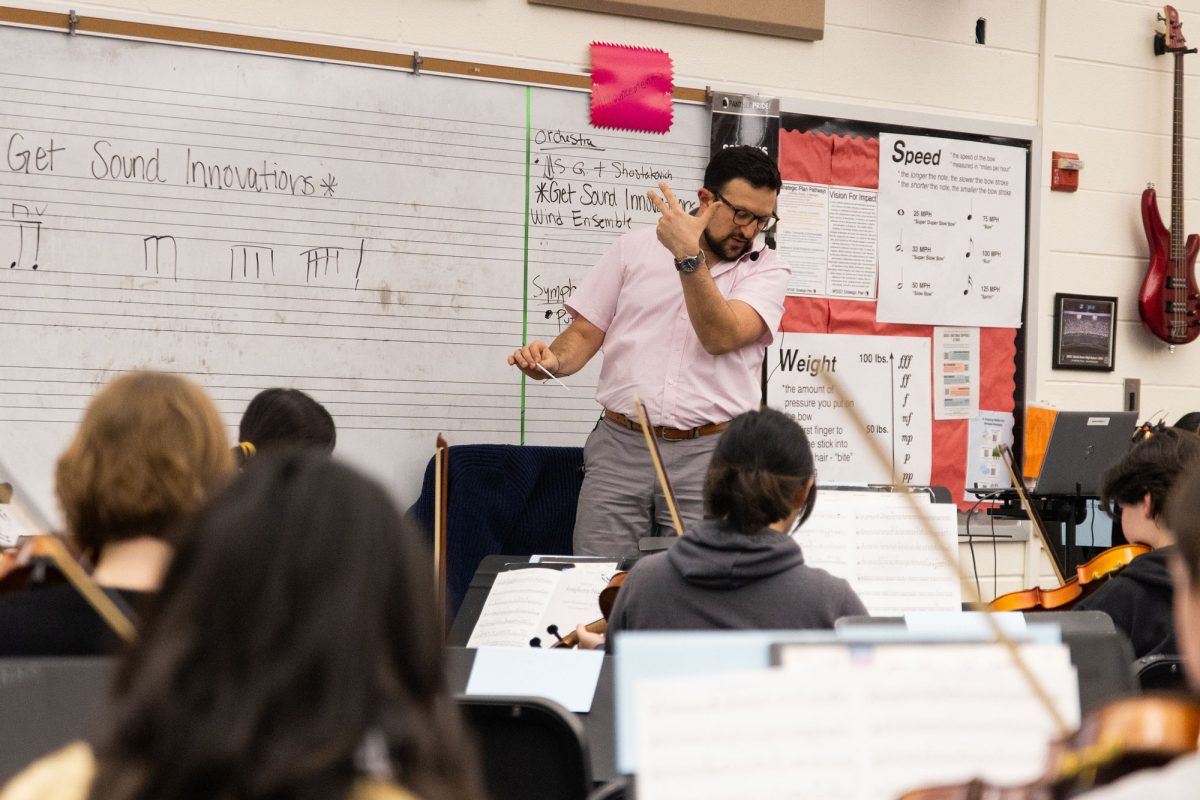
[1172, 49, 1186, 261]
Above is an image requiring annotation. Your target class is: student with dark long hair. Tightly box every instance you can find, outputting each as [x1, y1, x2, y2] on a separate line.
[592, 407, 866, 652]
[235, 387, 336, 464]
[0, 452, 482, 800]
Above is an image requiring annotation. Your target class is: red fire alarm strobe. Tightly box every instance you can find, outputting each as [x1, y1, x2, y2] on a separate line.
[1051, 151, 1083, 192]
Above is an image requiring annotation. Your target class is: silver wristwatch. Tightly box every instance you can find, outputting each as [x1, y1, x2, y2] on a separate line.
[674, 251, 704, 273]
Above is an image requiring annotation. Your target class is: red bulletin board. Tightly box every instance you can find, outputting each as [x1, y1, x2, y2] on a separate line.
[777, 124, 1023, 510]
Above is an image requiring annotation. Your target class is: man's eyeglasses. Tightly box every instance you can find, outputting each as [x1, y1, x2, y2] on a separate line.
[711, 189, 780, 232]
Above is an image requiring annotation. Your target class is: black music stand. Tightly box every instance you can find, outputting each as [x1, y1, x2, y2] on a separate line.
[1029, 411, 1135, 573]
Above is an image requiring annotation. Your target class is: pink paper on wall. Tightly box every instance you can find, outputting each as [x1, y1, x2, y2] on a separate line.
[778, 130, 832, 184]
[589, 42, 673, 134]
[830, 135, 879, 189]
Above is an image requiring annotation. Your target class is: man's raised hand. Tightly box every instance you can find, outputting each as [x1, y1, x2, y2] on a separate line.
[646, 182, 718, 261]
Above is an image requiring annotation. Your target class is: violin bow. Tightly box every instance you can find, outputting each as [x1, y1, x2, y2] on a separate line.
[0, 460, 136, 642]
[433, 434, 449, 631]
[819, 372, 1071, 737]
[997, 444, 1068, 586]
[0, 481, 136, 642]
[36, 534, 137, 642]
[633, 397, 684, 536]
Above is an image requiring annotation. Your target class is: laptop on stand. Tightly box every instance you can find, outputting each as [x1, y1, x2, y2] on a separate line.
[1029, 411, 1137, 497]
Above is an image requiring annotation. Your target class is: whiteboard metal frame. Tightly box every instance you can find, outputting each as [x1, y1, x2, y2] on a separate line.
[0, 3, 711, 99]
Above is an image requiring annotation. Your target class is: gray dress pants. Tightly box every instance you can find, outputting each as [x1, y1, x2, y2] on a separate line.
[572, 417, 720, 557]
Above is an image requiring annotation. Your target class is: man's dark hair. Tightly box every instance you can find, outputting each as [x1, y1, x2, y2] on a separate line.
[704, 407, 816, 535]
[92, 452, 483, 800]
[238, 388, 336, 454]
[1101, 427, 1200, 519]
[703, 145, 782, 194]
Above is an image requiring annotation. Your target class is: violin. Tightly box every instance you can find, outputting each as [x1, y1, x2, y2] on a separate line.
[899, 694, 1200, 799]
[0, 535, 73, 593]
[553, 397, 682, 649]
[988, 445, 1150, 612]
[990, 544, 1152, 612]
[551, 570, 627, 649]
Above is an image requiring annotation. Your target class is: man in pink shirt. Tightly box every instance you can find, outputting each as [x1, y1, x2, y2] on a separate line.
[508, 146, 790, 556]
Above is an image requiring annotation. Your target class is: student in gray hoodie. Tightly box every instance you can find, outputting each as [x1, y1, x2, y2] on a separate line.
[595, 407, 867, 653]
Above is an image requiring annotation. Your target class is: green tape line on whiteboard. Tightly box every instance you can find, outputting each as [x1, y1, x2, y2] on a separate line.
[519, 85, 531, 445]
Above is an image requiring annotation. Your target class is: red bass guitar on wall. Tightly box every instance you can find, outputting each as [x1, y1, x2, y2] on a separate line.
[1141, 5, 1200, 346]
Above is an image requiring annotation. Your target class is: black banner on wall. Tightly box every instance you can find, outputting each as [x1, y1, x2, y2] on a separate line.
[709, 92, 780, 161]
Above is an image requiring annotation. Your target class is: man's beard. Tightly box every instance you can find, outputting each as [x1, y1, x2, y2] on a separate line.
[704, 229, 752, 261]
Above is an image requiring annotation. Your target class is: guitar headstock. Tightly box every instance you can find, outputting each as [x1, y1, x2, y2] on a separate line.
[1161, 5, 1187, 50]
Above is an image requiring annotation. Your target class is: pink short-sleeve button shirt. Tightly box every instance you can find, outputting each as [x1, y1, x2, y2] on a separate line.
[565, 226, 789, 429]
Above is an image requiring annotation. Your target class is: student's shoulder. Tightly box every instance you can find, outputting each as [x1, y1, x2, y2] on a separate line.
[793, 562, 853, 590]
[0, 584, 88, 630]
[351, 778, 422, 800]
[0, 742, 94, 800]
[623, 551, 673, 584]
[790, 564, 867, 612]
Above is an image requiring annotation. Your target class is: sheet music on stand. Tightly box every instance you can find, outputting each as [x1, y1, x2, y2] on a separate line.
[796, 487, 961, 615]
[465, 559, 618, 648]
[0, 457, 54, 547]
[632, 640, 1078, 800]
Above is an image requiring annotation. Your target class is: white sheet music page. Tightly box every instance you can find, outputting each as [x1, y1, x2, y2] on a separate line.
[466, 563, 616, 648]
[535, 561, 617, 646]
[0, 507, 27, 547]
[790, 489, 857, 578]
[795, 491, 960, 615]
[633, 643, 1078, 800]
[466, 568, 562, 648]
[853, 494, 960, 614]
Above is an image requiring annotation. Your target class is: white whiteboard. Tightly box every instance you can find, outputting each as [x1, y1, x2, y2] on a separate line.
[0, 25, 708, 520]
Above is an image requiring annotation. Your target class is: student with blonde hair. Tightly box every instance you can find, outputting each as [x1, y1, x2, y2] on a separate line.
[0, 370, 234, 655]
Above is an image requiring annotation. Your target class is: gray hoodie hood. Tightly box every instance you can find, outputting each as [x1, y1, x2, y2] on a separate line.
[666, 518, 806, 590]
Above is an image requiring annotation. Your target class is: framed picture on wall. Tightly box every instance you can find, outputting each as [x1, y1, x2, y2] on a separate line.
[1052, 293, 1117, 371]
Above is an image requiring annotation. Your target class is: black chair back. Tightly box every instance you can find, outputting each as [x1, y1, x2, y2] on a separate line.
[457, 695, 591, 800]
[0, 656, 115, 780]
[409, 444, 585, 620]
[1135, 654, 1189, 692]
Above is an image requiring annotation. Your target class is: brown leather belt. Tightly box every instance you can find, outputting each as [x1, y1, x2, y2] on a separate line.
[603, 409, 729, 441]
